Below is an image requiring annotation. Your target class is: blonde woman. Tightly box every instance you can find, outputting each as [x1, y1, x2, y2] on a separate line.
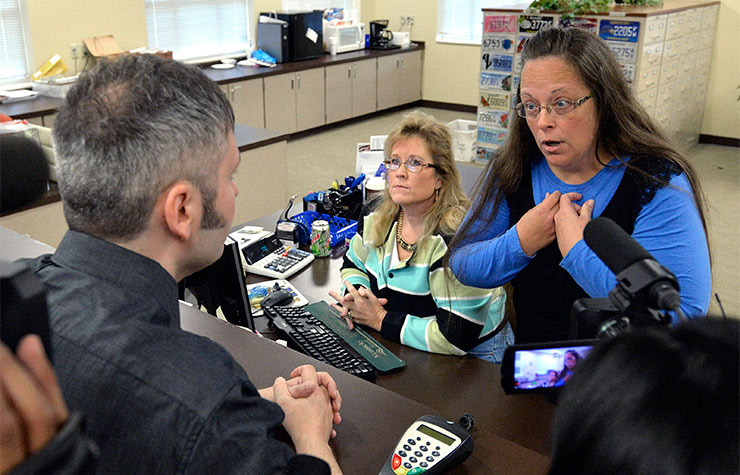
[329, 112, 509, 360]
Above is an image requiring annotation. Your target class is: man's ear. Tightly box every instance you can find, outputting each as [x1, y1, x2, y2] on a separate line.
[162, 182, 199, 241]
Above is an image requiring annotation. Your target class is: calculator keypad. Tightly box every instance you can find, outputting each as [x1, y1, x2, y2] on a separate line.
[263, 247, 312, 273]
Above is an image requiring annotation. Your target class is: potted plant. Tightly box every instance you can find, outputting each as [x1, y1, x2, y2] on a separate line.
[527, 0, 663, 21]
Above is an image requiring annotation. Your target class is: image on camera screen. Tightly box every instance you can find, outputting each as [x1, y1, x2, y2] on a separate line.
[513, 345, 593, 390]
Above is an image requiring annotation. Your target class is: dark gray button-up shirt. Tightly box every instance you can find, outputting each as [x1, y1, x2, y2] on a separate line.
[23, 230, 328, 474]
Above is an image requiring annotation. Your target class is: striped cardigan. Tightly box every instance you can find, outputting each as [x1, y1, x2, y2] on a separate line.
[341, 213, 506, 355]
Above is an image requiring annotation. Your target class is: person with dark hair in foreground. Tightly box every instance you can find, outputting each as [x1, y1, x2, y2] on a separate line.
[550, 317, 739, 474]
[19, 54, 342, 474]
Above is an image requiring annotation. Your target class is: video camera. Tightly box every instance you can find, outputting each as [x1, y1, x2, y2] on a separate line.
[501, 217, 683, 395]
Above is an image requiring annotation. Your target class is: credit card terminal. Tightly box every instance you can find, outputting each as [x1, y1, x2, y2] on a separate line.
[380, 414, 473, 475]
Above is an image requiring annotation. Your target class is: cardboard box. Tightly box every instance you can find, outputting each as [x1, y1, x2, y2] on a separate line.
[84, 35, 124, 59]
[127, 47, 173, 60]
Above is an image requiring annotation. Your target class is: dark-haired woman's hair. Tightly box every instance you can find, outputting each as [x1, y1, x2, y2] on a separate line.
[558, 349, 581, 380]
[550, 317, 739, 474]
[446, 27, 709, 270]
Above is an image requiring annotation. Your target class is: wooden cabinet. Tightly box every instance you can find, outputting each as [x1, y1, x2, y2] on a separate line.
[399, 50, 422, 105]
[352, 59, 377, 117]
[263, 73, 296, 133]
[221, 79, 265, 129]
[377, 50, 423, 110]
[25, 114, 56, 128]
[296, 68, 325, 132]
[325, 59, 378, 123]
[377, 55, 399, 110]
[325, 64, 353, 123]
[264, 69, 325, 134]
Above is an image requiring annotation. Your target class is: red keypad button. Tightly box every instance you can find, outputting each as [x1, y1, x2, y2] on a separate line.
[392, 454, 402, 470]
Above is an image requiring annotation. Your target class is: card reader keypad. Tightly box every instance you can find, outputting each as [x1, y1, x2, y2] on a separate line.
[392, 436, 446, 474]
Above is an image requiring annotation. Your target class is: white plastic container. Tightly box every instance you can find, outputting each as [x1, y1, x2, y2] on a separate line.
[355, 142, 385, 176]
[447, 119, 477, 162]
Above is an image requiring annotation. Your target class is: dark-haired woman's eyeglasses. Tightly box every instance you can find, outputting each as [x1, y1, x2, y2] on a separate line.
[384, 157, 437, 173]
[515, 94, 592, 119]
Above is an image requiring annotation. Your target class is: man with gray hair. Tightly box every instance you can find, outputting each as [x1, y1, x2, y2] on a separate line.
[22, 54, 342, 474]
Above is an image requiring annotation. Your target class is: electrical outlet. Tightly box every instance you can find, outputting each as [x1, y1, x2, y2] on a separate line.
[407, 16, 415, 26]
[70, 43, 83, 60]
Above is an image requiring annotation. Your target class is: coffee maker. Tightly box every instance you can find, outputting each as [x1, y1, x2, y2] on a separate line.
[368, 20, 400, 50]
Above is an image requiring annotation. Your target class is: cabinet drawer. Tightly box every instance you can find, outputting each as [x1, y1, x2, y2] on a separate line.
[659, 59, 680, 84]
[654, 102, 673, 129]
[699, 29, 715, 50]
[637, 87, 658, 113]
[640, 42, 663, 69]
[675, 76, 691, 97]
[644, 14, 667, 44]
[696, 49, 711, 71]
[672, 100, 688, 120]
[663, 37, 682, 62]
[665, 12, 686, 40]
[679, 53, 694, 75]
[637, 65, 661, 92]
[701, 5, 719, 31]
[683, 31, 701, 54]
[656, 81, 676, 108]
[693, 70, 709, 90]
[685, 8, 703, 33]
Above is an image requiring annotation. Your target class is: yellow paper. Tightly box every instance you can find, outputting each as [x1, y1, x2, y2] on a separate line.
[32, 54, 68, 81]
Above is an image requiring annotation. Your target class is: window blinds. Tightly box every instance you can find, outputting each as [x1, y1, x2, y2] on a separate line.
[146, 0, 251, 62]
[281, 1, 356, 12]
[437, 0, 511, 44]
[0, 0, 30, 82]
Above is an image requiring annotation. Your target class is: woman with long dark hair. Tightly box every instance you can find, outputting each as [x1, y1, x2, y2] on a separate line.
[552, 349, 581, 387]
[447, 27, 711, 343]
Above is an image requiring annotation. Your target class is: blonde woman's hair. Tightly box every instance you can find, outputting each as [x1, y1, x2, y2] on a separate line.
[368, 111, 469, 252]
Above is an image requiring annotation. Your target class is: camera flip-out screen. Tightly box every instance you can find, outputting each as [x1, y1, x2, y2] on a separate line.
[501, 340, 597, 394]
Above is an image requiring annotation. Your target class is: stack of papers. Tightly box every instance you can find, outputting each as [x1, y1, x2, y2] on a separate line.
[0, 90, 40, 104]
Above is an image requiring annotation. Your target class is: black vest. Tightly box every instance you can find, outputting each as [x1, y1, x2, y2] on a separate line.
[508, 158, 680, 343]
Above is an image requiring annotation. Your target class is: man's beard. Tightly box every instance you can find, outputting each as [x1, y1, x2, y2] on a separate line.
[200, 190, 227, 230]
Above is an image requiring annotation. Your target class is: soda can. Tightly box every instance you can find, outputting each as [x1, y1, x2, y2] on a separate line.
[310, 220, 331, 257]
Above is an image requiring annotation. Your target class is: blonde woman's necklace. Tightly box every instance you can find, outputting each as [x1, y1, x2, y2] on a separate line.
[396, 209, 417, 252]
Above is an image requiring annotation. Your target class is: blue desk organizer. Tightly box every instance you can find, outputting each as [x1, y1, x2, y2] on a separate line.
[290, 211, 358, 247]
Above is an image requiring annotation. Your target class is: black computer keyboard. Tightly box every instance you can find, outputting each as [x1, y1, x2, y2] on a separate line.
[263, 305, 377, 381]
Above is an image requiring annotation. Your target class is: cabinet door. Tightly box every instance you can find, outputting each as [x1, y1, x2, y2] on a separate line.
[264, 73, 297, 134]
[325, 63, 353, 123]
[399, 50, 422, 105]
[229, 79, 265, 129]
[352, 59, 377, 118]
[377, 55, 400, 110]
[296, 68, 326, 132]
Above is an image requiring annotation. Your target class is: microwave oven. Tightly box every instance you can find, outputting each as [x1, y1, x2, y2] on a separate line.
[324, 24, 365, 53]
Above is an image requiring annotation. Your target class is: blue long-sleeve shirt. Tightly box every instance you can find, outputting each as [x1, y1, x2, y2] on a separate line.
[449, 157, 711, 319]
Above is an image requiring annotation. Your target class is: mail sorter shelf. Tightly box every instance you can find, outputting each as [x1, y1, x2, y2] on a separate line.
[476, 1, 719, 162]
